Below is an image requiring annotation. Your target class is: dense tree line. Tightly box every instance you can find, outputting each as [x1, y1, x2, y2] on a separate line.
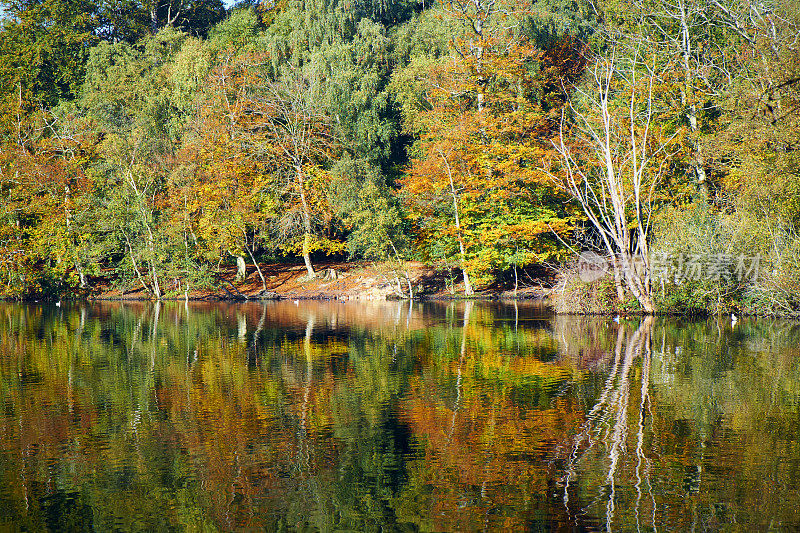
[1, 0, 799, 313]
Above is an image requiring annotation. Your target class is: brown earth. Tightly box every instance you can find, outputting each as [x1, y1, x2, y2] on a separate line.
[92, 261, 550, 301]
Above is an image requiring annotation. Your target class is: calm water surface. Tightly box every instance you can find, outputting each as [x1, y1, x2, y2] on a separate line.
[1, 300, 799, 531]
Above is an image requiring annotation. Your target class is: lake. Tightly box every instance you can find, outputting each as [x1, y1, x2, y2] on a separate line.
[1, 300, 799, 531]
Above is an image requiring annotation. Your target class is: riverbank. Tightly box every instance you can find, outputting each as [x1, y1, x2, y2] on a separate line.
[46, 261, 550, 302]
[8, 259, 795, 317]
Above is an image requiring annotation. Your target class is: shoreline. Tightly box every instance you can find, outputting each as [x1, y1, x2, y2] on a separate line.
[5, 259, 795, 318]
[4, 295, 798, 318]
[0, 260, 550, 304]
[0, 293, 551, 303]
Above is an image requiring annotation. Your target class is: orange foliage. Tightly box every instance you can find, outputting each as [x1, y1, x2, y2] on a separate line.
[401, 6, 574, 284]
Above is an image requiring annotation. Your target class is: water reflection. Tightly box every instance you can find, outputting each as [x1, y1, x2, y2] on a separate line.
[558, 317, 655, 532]
[1, 302, 800, 530]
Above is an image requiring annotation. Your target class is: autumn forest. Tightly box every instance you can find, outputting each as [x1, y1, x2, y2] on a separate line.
[1, 0, 800, 314]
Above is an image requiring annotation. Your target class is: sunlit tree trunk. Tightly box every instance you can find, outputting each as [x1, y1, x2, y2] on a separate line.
[241, 228, 267, 292]
[123, 230, 154, 297]
[234, 255, 246, 283]
[297, 170, 316, 279]
[439, 149, 474, 296]
[149, 248, 161, 300]
[63, 184, 86, 288]
[450, 185, 473, 296]
[125, 165, 162, 300]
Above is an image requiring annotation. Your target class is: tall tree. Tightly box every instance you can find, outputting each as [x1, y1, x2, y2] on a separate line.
[596, 0, 747, 196]
[393, 1, 573, 293]
[552, 47, 680, 312]
[77, 28, 203, 298]
[183, 55, 276, 290]
[259, 70, 341, 278]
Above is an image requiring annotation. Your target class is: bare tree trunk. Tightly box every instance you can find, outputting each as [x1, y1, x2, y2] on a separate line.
[241, 229, 267, 292]
[389, 239, 413, 300]
[63, 184, 87, 289]
[438, 149, 474, 296]
[123, 231, 153, 297]
[150, 5, 157, 32]
[150, 263, 161, 300]
[513, 262, 518, 297]
[302, 233, 315, 279]
[145, 230, 161, 300]
[551, 50, 674, 314]
[393, 271, 404, 297]
[148, 223, 161, 299]
[453, 198, 473, 296]
[235, 255, 246, 283]
[405, 271, 414, 300]
[251, 255, 267, 292]
[297, 170, 316, 279]
[611, 256, 626, 302]
[125, 167, 161, 299]
[165, 3, 181, 26]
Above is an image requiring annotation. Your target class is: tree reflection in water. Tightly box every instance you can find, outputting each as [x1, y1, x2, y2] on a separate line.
[558, 317, 656, 532]
[3, 303, 800, 530]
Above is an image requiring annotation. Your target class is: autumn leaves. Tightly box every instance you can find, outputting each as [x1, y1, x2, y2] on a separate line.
[396, 0, 575, 292]
[0, 0, 586, 298]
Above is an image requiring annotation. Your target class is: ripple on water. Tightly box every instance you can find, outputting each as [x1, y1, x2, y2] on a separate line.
[2, 302, 800, 530]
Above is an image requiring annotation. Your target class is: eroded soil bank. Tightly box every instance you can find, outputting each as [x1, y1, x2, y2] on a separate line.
[86, 261, 550, 301]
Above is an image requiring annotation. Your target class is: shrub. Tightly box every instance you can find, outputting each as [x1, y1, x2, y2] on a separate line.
[552, 262, 628, 314]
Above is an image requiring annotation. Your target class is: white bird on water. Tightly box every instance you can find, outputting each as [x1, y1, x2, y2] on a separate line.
[613, 315, 620, 324]
[731, 313, 738, 326]
[293, 300, 299, 306]
[55, 301, 61, 307]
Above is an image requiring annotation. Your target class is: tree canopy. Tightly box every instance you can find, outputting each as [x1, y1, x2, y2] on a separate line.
[1, 0, 799, 314]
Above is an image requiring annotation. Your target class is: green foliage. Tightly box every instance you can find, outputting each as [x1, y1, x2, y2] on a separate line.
[340, 175, 409, 261]
[649, 192, 800, 316]
[650, 201, 745, 314]
[0, 0, 97, 122]
[1, 0, 799, 311]
[206, 6, 260, 51]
